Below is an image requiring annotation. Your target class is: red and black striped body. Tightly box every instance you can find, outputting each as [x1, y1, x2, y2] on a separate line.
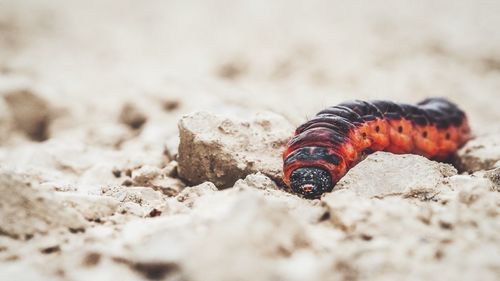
[282, 98, 471, 198]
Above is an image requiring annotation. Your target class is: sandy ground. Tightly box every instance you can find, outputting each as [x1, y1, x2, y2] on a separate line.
[0, 0, 499, 280]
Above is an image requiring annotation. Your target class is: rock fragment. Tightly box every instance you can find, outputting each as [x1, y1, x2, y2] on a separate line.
[457, 133, 500, 172]
[176, 182, 218, 205]
[233, 173, 280, 191]
[177, 111, 293, 188]
[162, 161, 178, 177]
[0, 172, 87, 238]
[3, 89, 51, 141]
[484, 167, 500, 191]
[117, 202, 147, 217]
[149, 177, 185, 196]
[162, 98, 180, 112]
[55, 193, 119, 220]
[335, 152, 457, 198]
[102, 186, 164, 207]
[119, 103, 147, 129]
[131, 165, 161, 186]
[130, 165, 185, 196]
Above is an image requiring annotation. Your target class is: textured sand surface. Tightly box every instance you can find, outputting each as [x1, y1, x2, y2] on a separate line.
[0, 1, 499, 280]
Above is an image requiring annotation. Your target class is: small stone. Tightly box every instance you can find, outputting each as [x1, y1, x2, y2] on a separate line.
[163, 135, 179, 161]
[176, 182, 218, 204]
[233, 173, 280, 191]
[118, 202, 147, 217]
[162, 99, 180, 112]
[457, 133, 500, 172]
[103, 186, 163, 207]
[112, 168, 122, 178]
[3, 89, 51, 141]
[150, 177, 185, 196]
[162, 161, 179, 178]
[55, 193, 120, 220]
[119, 103, 147, 129]
[148, 208, 162, 217]
[484, 168, 500, 191]
[131, 165, 161, 186]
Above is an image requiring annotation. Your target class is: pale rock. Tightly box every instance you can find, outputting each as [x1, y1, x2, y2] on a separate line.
[484, 167, 500, 191]
[130, 165, 184, 196]
[2, 89, 51, 141]
[176, 182, 218, 206]
[118, 202, 147, 217]
[163, 135, 180, 160]
[446, 175, 493, 205]
[233, 172, 280, 191]
[102, 186, 164, 207]
[55, 193, 120, 220]
[119, 103, 147, 130]
[457, 133, 500, 172]
[0, 99, 10, 144]
[149, 177, 185, 196]
[177, 111, 293, 188]
[0, 172, 87, 238]
[162, 161, 178, 177]
[335, 152, 457, 199]
[131, 165, 161, 186]
[85, 122, 134, 148]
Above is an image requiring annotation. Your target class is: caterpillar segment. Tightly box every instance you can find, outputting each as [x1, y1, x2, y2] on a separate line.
[282, 98, 471, 198]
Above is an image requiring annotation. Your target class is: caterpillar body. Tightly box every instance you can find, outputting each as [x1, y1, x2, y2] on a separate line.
[282, 98, 471, 198]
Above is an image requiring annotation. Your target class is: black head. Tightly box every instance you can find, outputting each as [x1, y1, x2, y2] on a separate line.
[289, 167, 333, 199]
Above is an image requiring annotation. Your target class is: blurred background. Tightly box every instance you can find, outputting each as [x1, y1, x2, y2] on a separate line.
[0, 0, 499, 141]
[0, 2, 499, 280]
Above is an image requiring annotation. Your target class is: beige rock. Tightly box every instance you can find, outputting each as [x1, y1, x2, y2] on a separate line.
[457, 133, 500, 172]
[484, 167, 500, 191]
[177, 111, 293, 188]
[149, 177, 185, 196]
[55, 193, 120, 220]
[2, 89, 51, 141]
[117, 202, 147, 217]
[176, 182, 218, 206]
[102, 186, 164, 207]
[0, 100, 10, 144]
[131, 165, 161, 186]
[0, 172, 87, 238]
[129, 165, 185, 196]
[335, 152, 457, 199]
[162, 161, 178, 178]
[233, 172, 280, 191]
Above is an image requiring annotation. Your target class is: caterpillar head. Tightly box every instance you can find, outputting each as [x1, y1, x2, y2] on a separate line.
[289, 167, 332, 199]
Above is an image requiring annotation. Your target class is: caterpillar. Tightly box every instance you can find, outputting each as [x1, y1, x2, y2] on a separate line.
[282, 98, 471, 198]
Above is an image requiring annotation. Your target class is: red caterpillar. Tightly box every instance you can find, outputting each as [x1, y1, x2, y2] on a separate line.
[282, 98, 471, 198]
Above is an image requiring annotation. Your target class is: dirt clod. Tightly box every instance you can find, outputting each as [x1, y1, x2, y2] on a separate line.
[119, 103, 147, 129]
[3, 89, 51, 141]
[457, 133, 500, 172]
